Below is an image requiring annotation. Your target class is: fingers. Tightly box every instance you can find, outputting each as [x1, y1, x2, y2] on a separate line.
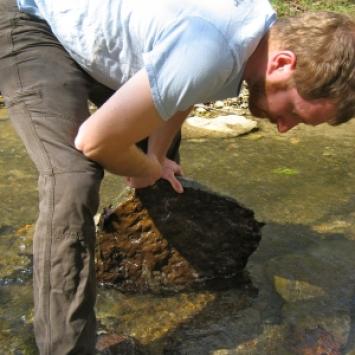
[168, 175, 184, 193]
[161, 161, 184, 193]
[172, 162, 184, 176]
[125, 158, 184, 192]
[164, 159, 184, 176]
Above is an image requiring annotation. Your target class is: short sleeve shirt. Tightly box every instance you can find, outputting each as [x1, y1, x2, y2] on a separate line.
[17, 0, 276, 120]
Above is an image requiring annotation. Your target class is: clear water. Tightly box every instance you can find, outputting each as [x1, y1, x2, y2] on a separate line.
[1, 107, 355, 354]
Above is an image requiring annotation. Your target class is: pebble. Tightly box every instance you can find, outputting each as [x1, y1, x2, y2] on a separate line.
[195, 106, 207, 114]
[213, 100, 225, 109]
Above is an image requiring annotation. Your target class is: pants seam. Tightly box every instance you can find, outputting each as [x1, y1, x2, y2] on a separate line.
[40, 169, 103, 176]
[46, 175, 55, 355]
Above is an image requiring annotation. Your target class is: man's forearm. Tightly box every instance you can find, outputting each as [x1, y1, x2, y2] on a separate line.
[123, 108, 191, 192]
[95, 143, 162, 178]
[148, 107, 192, 162]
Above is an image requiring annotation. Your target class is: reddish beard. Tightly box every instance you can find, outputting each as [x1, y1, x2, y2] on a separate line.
[248, 79, 292, 118]
[248, 78, 267, 118]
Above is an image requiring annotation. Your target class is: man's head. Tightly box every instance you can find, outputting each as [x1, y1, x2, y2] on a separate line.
[245, 11, 355, 133]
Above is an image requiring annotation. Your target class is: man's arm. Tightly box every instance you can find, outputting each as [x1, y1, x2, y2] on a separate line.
[126, 107, 191, 192]
[147, 107, 191, 162]
[74, 68, 165, 180]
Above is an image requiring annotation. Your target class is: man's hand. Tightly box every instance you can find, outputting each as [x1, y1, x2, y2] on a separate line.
[160, 158, 184, 192]
[126, 157, 184, 193]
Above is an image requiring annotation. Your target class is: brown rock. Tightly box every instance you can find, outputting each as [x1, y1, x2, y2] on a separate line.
[288, 326, 342, 355]
[96, 178, 263, 293]
[96, 334, 144, 354]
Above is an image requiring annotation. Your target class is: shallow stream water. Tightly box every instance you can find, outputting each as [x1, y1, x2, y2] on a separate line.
[1, 106, 355, 354]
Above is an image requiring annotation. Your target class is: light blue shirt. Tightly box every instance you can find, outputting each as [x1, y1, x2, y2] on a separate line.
[17, 0, 276, 120]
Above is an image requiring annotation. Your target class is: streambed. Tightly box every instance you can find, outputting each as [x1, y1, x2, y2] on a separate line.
[0, 106, 354, 354]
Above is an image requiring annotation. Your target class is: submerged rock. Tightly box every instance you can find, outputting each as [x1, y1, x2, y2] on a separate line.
[287, 326, 342, 355]
[96, 334, 144, 354]
[274, 275, 326, 302]
[96, 178, 263, 293]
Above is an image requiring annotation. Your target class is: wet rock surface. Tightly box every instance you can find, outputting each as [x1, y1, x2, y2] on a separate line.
[96, 334, 145, 355]
[287, 326, 342, 355]
[96, 178, 263, 293]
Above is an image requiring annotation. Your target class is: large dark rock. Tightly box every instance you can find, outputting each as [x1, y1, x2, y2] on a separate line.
[96, 178, 263, 293]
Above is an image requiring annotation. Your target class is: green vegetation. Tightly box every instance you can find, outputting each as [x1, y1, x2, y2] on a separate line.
[271, 0, 354, 16]
[272, 167, 299, 176]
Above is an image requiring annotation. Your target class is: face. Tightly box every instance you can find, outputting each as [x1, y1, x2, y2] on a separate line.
[248, 79, 336, 133]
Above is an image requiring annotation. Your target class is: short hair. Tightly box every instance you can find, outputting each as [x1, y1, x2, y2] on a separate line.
[270, 11, 355, 124]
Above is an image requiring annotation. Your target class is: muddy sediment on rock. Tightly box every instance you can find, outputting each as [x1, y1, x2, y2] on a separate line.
[96, 178, 263, 293]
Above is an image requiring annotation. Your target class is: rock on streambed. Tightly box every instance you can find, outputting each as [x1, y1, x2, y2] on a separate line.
[96, 178, 263, 293]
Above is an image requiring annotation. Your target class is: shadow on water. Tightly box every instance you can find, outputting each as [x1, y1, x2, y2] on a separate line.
[94, 215, 355, 354]
[346, 288, 355, 353]
[126, 221, 354, 354]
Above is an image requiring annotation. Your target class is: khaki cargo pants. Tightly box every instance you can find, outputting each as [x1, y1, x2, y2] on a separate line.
[0, 0, 180, 353]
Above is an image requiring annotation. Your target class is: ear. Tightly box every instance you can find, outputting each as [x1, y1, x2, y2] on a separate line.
[266, 50, 296, 82]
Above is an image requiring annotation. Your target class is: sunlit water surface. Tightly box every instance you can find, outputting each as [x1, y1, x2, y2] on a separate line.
[1, 107, 355, 354]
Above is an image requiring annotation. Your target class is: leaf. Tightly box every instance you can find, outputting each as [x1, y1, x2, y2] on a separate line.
[272, 167, 299, 176]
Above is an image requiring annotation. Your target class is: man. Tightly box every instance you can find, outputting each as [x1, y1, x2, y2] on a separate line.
[0, 0, 354, 353]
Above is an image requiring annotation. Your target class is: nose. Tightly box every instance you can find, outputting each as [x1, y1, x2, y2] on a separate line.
[276, 118, 299, 133]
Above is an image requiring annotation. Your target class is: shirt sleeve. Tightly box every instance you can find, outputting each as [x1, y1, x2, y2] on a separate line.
[143, 17, 235, 120]
[17, 0, 44, 18]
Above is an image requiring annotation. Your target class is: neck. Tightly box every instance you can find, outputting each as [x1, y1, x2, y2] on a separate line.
[242, 32, 270, 85]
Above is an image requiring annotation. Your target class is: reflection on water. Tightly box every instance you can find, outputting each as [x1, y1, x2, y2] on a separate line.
[1, 106, 355, 354]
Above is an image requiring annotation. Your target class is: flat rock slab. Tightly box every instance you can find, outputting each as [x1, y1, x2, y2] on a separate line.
[96, 178, 263, 293]
[182, 115, 257, 139]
